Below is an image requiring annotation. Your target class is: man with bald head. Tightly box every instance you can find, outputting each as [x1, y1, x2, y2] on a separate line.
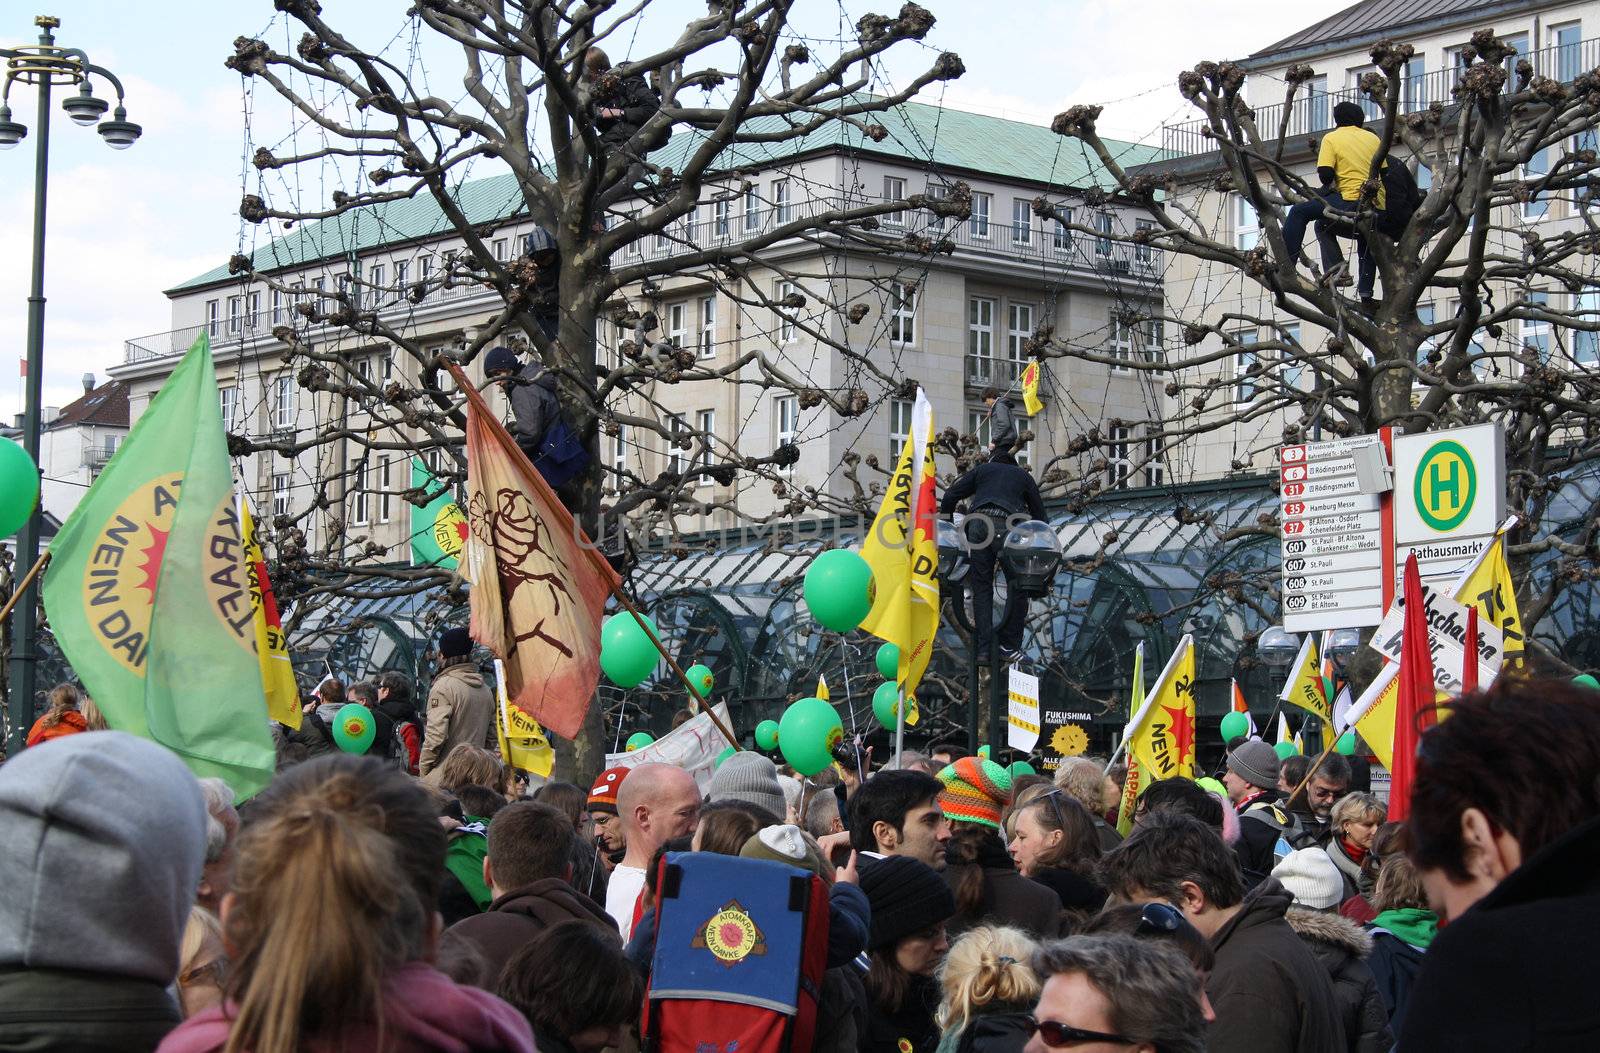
[605, 762, 701, 937]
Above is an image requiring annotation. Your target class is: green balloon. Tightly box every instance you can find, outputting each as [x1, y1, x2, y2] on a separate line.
[872, 682, 903, 730]
[754, 719, 780, 751]
[1274, 740, 1299, 761]
[804, 549, 875, 632]
[1195, 777, 1227, 798]
[1574, 673, 1600, 691]
[715, 745, 737, 769]
[1334, 731, 1358, 756]
[0, 437, 39, 539]
[625, 731, 655, 752]
[684, 663, 715, 699]
[778, 696, 843, 776]
[600, 613, 661, 688]
[876, 643, 901, 680]
[1219, 711, 1251, 743]
[332, 703, 376, 754]
[1008, 760, 1037, 779]
[978, 744, 991, 759]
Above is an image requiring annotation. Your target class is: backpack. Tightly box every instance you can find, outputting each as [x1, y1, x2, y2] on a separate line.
[1380, 158, 1424, 233]
[642, 852, 830, 1053]
[533, 415, 590, 489]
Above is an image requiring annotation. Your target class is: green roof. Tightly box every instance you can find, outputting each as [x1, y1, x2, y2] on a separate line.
[172, 96, 1162, 293]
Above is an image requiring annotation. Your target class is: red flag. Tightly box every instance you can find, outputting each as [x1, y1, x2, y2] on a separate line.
[443, 359, 619, 740]
[1389, 554, 1433, 822]
[1462, 605, 1479, 695]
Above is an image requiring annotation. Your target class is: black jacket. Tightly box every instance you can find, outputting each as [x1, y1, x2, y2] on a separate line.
[1234, 792, 1306, 890]
[1285, 908, 1394, 1053]
[594, 73, 662, 150]
[945, 833, 1066, 942]
[939, 461, 1045, 520]
[1207, 878, 1347, 1053]
[1365, 929, 1425, 1036]
[858, 970, 941, 1053]
[947, 1007, 1034, 1053]
[1029, 865, 1109, 915]
[1398, 815, 1600, 1050]
[0, 968, 180, 1052]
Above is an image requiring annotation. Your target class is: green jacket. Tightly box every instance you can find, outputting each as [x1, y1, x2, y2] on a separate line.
[0, 967, 179, 1052]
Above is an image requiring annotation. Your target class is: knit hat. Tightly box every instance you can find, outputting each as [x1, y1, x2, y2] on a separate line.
[707, 751, 786, 820]
[740, 824, 830, 880]
[858, 855, 957, 950]
[483, 345, 519, 374]
[935, 756, 1014, 829]
[587, 766, 630, 815]
[439, 627, 474, 659]
[1227, 738, 1281, 791]
[1272, 847, 1346, 910]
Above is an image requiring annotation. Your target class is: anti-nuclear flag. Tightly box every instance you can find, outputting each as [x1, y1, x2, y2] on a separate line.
[859, 388, 939, 711]
[1020, 360, 1044, 416]
[239, 493, 300, 728]
[445, 359, 618, 741]
[411, 457, 468, 570]
[1280, 633, 1332, 723]
[1115, 635, 1196, 835]
[1230, 678, 1257, 735]
[42, 333, 275, 797]
[493, 658, 555, 778]
[1452, 524, 1524, 666]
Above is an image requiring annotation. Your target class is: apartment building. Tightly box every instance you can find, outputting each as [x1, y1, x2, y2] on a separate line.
[1147, 0, 1600, 479]
[111, 98, 1167, 557]
[1, 375, 129, 524]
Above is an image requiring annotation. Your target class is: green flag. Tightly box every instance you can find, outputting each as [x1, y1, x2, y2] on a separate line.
[42, 332, 274, 797]
[410, 456, 466, 570]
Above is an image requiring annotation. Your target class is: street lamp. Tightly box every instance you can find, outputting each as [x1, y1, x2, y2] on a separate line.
[2, 15, 140, 758]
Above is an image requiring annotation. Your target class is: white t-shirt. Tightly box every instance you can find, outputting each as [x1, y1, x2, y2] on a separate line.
[605, 864, 647, 940]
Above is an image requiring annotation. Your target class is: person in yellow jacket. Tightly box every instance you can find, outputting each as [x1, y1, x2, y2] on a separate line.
[1281, 101, 1386, 304]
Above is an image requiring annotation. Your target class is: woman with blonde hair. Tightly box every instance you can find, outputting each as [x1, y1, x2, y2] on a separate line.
[156, 754, 533, 1053]
[933, 926, 1041, 1052]
[1053, 756, 1122, 850]
[430, 743, 507, 795]
[25, 682, 88, 746]
[177, 907, 227, 1019]
[1324, 791, 1386, 899]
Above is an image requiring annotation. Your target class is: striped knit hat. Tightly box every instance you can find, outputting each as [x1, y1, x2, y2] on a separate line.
[936, 756, 1014, 829]
[587, 766, 630, 816]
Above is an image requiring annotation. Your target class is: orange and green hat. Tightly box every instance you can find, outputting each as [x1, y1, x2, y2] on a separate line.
[936, 756, 1014, 829]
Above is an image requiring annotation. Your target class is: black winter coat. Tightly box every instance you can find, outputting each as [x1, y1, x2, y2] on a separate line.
[944, 1008, 1033, 1053]
[939, 461, 1045, 520]
[1398, 814, 1600, 1050]
[0, 968, 179, 1053]
[594, 73, 661, 149]
[1365, 930, 1425, 1035]
[946, 832, 1066, 941]
[858, 970, 941, 1053]
[1285, 908, 1394, 1053]
[1206, 878, 1347, 1053]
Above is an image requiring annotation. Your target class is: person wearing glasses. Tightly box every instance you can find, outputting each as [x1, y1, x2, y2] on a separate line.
[1022, 934, 1206, 1053]
[1082, 901, 1218, 1026]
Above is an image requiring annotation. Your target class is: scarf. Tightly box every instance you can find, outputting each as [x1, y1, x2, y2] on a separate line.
[1338, 837, 1368, 866]
[1371, 907, 1438, 949]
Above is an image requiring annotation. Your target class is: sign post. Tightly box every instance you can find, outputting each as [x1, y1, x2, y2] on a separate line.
[1279, 434, 1391, 633]
[1392, 423, 1506, 588]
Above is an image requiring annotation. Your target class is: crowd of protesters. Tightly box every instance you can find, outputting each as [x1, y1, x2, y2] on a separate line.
[1, 642, 1596, 1052]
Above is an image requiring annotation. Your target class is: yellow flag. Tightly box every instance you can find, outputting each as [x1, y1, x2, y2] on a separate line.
[859, 390, 940, 702]
[1020, 360, 1044, 416]
[1276, 711, 1292, 749]
[1351, 663, 1399, 769]
[493, 659, 554, 778]
[240, 495, 301, 728]
[1452, 532, 1524, 666]
[1279, 634, 1330, 722]
[1116, 635, 1196, 834]
[816, 674, 829, 702]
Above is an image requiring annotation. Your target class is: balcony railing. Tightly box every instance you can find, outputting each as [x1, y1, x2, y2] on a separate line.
[1162, 34, 1600, 156]
[124, 195, 1163, 366]
[965, 355, 1026, 387]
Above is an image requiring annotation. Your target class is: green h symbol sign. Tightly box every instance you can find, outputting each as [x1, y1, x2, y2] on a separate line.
[1414, 440, 1476, 531]
[1428, 457, 1461, 507]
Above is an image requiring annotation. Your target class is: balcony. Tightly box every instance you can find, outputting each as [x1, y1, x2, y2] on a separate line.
[965, 355, 1025, 387]
[1162, 34, 1600, 156]
[82, 443, 118, 469]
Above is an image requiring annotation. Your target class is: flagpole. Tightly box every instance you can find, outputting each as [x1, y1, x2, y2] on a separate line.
[612, 586, 739, 749]
[0, 551, 49, 625]
[894, 687, 906, 769]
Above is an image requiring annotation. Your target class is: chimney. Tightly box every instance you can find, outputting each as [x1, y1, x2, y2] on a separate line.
[81, 372, 95, 393]
[43, 406, 60, 424]
[11, 413, 20, 429]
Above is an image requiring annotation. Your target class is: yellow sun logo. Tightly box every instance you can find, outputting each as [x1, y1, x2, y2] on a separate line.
[1051, 724, 1089, 757]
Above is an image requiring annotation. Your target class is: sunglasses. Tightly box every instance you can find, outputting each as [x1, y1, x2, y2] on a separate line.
[1136, 901, 1184, 936]
[1029, 1017, 1138, 1048]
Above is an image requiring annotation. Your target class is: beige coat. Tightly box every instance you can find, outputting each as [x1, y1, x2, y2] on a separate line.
[419, 660, 494, 779]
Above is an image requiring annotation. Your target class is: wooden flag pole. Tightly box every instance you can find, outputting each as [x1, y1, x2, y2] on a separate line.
[0, 551, 49, 625]
[611, 585, 740, 750]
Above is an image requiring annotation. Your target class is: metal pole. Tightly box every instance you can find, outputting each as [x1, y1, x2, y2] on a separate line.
[7, 49, 54, 759]
[966, 626, 979, 755]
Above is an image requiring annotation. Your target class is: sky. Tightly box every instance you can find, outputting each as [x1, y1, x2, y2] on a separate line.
[0, 0, 1352, 423]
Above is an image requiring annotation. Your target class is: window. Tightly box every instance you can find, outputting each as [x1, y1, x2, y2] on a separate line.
[419, 256, 433, 285]
[1135, 220, 1155, 263]
[667, 414, 688, 476]
[377, 458, 392, 523]
[1144, 317, 1164, 364]
[1109, 311, 1134, 372]
[1281, 323, 1304, 391]
[1094, 211, 1113, 256]
[611, 424, 629, 476]
[926, 183, 948, 231]
[1144, 431, 1166, 487]
[1232, 329, 1260, 401]
[696, 409, 715, 481]
[227, 295, 242, 334]
[744, 185, 761, 231]
[218, 386, 237, 431]
[1011, 198, 1033, 246]
[772, 179, 791, 224]
[394, 260, 408, 288]
[967, 406, 991, 448]
[968, 297, 995, 373]
[1447, 297, 1487, 374]
[1416, 160, 1432, 191]
[1349, 65, 1381, 120]
[351, 470, 369, 526]
[206, 299, 220, 337]
[1052, 205, 1072, 252]
[714, 197, 731, 237]
[775, 281, 797, 343]
[271, 289, 283, 324]
[1108, 425, 1131, 490]
[1296, 74, 1329, 131]
[666, 303, 686, 349]
[1007, 302, 1035, 368]
[273, 374, 295, 430]
[889, 398, 913, 463]
[775, 395, 799, 471]
[272, 473, 290, 518]
[1573, 289, 1600, 364]
[1555, 22, 1583, 82]
[314, 277, 327, 314]
[492, 238, 508, 261]
[247, 291, 260, 330]
[884, 176, 906, 224]
[698, 295, 717, 358]
[969, 192, 992, 238]
[889, 281, 916, 345]
[654, 226, 670, 253]
[370, 264, 384, 294]
[1234, 194, 1258, 250]
[1522, 291, 1551, 360]
[1401, 58, 1426, 113]
[1523, 147, 1551, 220]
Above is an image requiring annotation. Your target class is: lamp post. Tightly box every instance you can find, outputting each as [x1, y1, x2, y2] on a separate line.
[1, 15, 140, 756]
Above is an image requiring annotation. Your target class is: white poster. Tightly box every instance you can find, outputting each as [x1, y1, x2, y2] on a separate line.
[605, 703, 734, 793]
[1007, 668, 1041, 753]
